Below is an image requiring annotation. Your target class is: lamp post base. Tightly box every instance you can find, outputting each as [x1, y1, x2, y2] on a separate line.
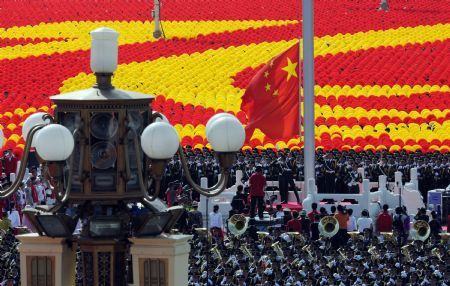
[129, 234, 192, 286]
[75, 238, 128, 286]
[17, 233, 76, 286]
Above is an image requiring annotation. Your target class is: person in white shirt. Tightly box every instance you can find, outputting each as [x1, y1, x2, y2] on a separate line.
[209, 205, 223, 238]
[347, 208, 357, 231]
[7, 203, 21, 228]
[273, 204, 285, 228]
[357, 209, 373, 233]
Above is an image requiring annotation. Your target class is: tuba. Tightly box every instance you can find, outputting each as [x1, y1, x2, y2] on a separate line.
[228, 214, 249, 236]
[411, 220, 430, 241]
[271, 241, 284, 258]
[318, 216, 339, 238]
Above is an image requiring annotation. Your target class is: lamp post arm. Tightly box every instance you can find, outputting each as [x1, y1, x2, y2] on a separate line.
[42, 128, 79, 203]
[0, 124, 45, 198]
[131, 130, 162, 203]
[177, 146, 229, 197]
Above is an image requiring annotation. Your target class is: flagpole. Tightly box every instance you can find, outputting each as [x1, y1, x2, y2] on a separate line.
[298, 39, 302, 146]
[302, 0, 315, 194]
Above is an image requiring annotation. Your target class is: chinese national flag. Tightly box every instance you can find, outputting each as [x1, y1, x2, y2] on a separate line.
[241, 42, 300, 141]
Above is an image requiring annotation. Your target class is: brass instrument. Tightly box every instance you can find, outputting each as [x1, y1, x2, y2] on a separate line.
[224, 238, 233, 249]
[348, 231, 361, 241]
[439, 233, 450, 243]
[318, 216, 339, 238]
[411, 220, 430, 241]
[368, 246, 380, 260]
[226, 255, 238, 267]
[211, 245, 222, 262]
[337, 248, 347, 261]
[257, 231, 270, 241]
[271, 241, 284, 258]
[301, 244, 313, 260]
[240, 243, 253, 261]
[401, 245, 413, 262]
[228, 214, 249, 236]
[431, 247, 443, 262]
[380, 232, 394, 242]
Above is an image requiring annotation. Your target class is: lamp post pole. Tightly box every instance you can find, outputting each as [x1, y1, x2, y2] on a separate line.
[302, 0, 315, 192]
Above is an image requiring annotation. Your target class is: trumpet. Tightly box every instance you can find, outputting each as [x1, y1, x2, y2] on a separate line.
[271, 241, 284, 258]
[411, 220, 430, 241]
[318, 216, 339, 238]
[211, 245, 222, 262]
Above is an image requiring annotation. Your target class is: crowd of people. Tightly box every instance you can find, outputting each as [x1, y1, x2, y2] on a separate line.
[164, 147, 449, 203]
[0, 147, 449, 285]
[187, 201, 449, 286]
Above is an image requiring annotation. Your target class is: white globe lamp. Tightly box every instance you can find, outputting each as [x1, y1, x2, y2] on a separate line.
[206, 116, 245, 152]
[152, 111, 169, 123]
[22, 112, 51, 143]
[141, 122, 179, 159]
[205, 113, 235, 137]
[34, 124, 75, 161]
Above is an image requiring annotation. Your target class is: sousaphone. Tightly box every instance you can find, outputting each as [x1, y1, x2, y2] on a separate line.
[228, 214, 249, 236]
[318, 216, 339, 238]
[411, 220, 430, 241]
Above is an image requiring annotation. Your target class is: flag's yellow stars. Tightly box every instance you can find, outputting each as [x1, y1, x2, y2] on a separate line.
[281, 57, 298, 81]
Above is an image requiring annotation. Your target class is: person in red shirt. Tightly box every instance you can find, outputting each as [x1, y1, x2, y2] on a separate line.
[249, 166, 266, 220]
[3, 149, 18, 182]
[307, 202, 319, 221]
[286, 211, 302, 232]
[376, 204, 393, 233]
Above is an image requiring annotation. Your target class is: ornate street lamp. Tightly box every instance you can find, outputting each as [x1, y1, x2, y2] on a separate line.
[0, 27, 245, 285]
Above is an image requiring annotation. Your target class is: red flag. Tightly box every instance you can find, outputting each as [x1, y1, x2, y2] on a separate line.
[241, 43, 300, 141]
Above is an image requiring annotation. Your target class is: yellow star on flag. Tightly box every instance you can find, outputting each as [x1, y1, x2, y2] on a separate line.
[281, 57, 298, 82]
[272, 89, 279, 97]
[265, 83, 271, 91]
[264, 71, 269, 78]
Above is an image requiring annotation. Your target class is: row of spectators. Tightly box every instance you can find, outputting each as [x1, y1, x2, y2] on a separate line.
[164, 148, 449, 201]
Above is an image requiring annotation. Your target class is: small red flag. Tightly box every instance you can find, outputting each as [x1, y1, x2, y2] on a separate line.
[241, 43, 300, 141]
